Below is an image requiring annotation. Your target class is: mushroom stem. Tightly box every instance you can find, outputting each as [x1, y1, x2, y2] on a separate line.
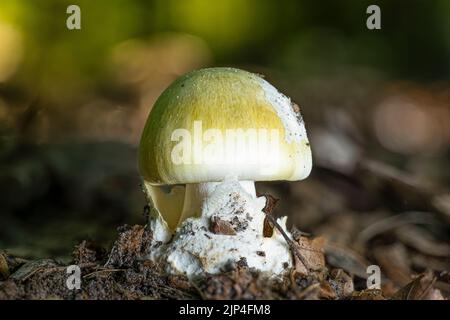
[177, 180, 256, 225]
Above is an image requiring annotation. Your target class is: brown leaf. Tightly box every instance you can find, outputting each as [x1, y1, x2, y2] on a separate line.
[296, 283, 321, 300]
[294, 236, 326, 274]
[319, 281, 336, 299]
[261, 194, 279, 214]
[263, 217, 274, 237]
[10, 259, 57, 282]
[261, 194, 279, 237]
[391, 272, 443, 300]
[210, 216, 236, 235]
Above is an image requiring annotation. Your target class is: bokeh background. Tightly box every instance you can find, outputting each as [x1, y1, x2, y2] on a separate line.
[0, 0, 449, 292]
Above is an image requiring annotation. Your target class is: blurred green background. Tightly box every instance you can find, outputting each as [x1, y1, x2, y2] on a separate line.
[0, 0, 449, 260]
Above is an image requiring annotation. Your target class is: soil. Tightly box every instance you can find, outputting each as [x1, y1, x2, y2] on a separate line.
[0, 222, 445, 300]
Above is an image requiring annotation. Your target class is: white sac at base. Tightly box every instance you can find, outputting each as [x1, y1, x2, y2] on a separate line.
[147, 180, 293, 278]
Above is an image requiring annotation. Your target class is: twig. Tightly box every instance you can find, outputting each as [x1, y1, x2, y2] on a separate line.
[261, 194, 311, 273]
[264, 213, 311, 273]
[191, 281, 207, 300]
[83, 268, 124, 279]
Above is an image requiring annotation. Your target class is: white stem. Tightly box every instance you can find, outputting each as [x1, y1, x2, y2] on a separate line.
[236, 180, 257, 198]
[177, 180, 256, 225]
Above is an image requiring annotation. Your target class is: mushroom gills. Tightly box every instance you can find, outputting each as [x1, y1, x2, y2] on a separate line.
[142, 181, 185, 242]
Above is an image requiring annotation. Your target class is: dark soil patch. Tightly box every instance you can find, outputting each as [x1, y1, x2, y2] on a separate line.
[0, 224, 444, 300]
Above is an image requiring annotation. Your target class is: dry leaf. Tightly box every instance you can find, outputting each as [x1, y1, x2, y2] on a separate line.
[391, 272, 444, 300]
[261, 194, 279, 237]
[10, 259, 56, 281]
[294, 236, 326, 274]
[319, 281, 336, 299]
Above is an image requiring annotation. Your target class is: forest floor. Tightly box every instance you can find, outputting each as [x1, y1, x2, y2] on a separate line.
[0, 221, 447, 300]
[0, 143, 449, 300]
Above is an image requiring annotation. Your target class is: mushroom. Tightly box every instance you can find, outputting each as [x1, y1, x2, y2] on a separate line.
[139, 67, 312, 278]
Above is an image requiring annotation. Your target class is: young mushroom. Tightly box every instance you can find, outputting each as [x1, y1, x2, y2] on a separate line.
[139, 67, 312, 278]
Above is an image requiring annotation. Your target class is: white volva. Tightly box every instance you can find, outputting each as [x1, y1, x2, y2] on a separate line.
[146, 179, 293, 278]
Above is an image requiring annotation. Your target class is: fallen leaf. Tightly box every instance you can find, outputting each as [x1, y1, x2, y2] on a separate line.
[10, 259, 57, 282]
[391, 272, 444, 300]
[261, 194, 279, 237]
[294, 236, 326, 274]
[319, 281, 336, 299]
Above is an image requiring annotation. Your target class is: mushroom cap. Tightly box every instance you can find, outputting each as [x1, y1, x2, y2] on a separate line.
[139, 67, 312, 185]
